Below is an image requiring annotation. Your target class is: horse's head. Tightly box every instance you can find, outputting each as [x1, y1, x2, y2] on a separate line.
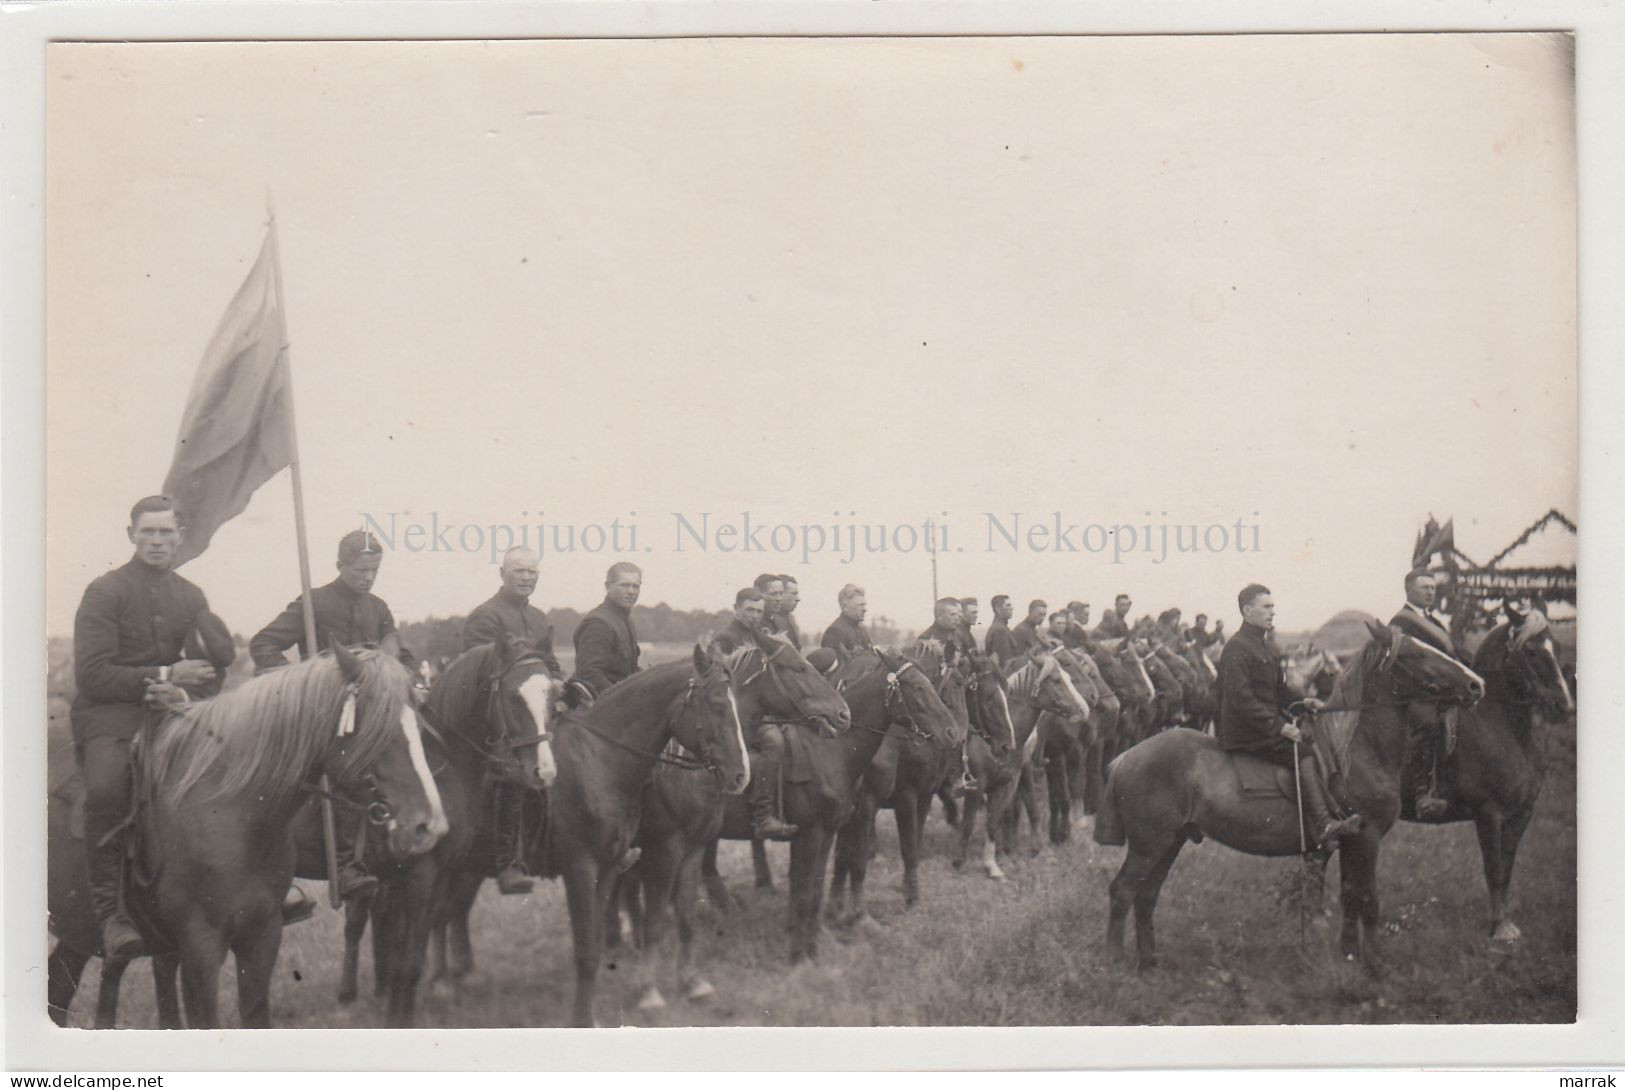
[723, 632, 850, 735]
[488, 634, 563, 790]
[875, 645, 964, 748]
[907, 640, 971, 746]
[1025, 652, 1090, 725]
[329, 640, 450, 860]
[1051, 648, 1103, 709]
[1364, 621, 1485, 706]
[670, 646, 752, 796]
[1103, 638, 1157, 703]
[967, 653, 1017, 754]
[1487, 606, 1573, 718]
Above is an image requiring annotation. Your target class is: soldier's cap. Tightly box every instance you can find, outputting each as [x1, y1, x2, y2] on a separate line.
[338, 529, 383, 564]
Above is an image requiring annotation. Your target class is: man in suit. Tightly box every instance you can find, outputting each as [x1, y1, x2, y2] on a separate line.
[821, 584, 875, 655]
[460, 546, 561, 895]
[71, 496, 236, 957]
[1390, 569, 1460, 819]
[1216, 583, 1359, 851]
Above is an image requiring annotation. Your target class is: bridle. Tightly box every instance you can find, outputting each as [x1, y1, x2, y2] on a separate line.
[569, 673, 730, 778]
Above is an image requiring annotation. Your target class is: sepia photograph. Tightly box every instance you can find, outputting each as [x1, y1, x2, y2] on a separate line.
[6, 2, 1619, 1071]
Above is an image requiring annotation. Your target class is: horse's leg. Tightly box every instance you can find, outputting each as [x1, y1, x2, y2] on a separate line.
[894, 790, 922, 908]
[338, 894, 367, 1003]
[828, 814, 853, 923]
[672, 847, 714, 1002]
[634, 845, 677, 1012]
[751, 836, 774, 890]
[231, 915, 284, 1029]
[787, 826, 827, 964]
[699, 837, 734, 913]
[846, 796, 879, 924]
[952, 788, 977, 871]
[1107, 845, 1162, 959]
[387, 868, 437, 1028]
[94, 953, 128, 1029]
[1045, 751, 1069, 845]
[47, 940, 90, 1027]
[1019, 763, 1043, 856]
[153, 949, 182, 1030]
[1477, 807, 1532, 943]
[562, 861, 606, 1028]
[1132, 837, 1186, 971]
[447, 870, 482, 981]
[370, 894, 393, 998]
[1336, 833, 1381, 970]
[176, 922, 228, 1030]
[603, 871, 626, 951]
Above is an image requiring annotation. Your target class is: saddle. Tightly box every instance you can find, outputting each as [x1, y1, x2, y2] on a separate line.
[1231, 752, 1297, 800]
[764, 719, 852, 800]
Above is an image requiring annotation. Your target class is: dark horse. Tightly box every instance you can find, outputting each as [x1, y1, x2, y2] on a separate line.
[829, 643, 1015, 920]
[1413, 604, 1572, 943]
[48, 645, 448, 1028]
[1094, 622, 1484, 970]
[609, 635, 852, 1011]
[707, 646, 963, 963]
[288, 634, 561, 1027]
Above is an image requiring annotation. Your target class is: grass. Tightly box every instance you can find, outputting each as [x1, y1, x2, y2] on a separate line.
[61, 721, 1575, 1029]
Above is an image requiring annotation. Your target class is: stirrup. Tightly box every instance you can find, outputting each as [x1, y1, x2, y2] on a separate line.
[101, 915, 146, 960]
[1415, 794, 1450, 820]
[282, 885, 317, 925]
[496, 864, 535, 895]
[753, 817, 798, 841]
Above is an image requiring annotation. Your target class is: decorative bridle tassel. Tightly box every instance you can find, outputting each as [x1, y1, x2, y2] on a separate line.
[338, 683, 359, 737]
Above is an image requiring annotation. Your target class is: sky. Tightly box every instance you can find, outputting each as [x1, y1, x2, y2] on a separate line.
[44, 34, 1577, 640]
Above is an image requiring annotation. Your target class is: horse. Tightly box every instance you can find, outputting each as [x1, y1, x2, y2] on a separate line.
[1097, 639, 1160, 747]
[1285, 644, 1342, 701]
[828, 642, 1015, 921]
[288, 634, 562, 1027]
[953, 652, 1089, 879]
[1411, 604, 1572, 942]
[48, 644, 449, 1028]
[1093, 621, 1485, 971]
[610, 635, 851, 1011]
[706, 646, 962, 963]
[1033, 646, 1111, 844]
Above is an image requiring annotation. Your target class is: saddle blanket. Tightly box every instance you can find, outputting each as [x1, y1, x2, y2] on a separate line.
[1231, 753, 1296, 801]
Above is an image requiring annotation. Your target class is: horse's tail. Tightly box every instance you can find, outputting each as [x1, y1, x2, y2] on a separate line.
[1093, 756, 1126, 846]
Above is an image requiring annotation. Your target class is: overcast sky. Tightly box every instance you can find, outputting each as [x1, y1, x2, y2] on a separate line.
[45, 34, 1576, 640]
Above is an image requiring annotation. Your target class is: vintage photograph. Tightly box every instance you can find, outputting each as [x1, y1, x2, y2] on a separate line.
[40, 32, 1577, 1034]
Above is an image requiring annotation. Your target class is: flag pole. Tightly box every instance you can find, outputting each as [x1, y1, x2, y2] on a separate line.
[269, 204, 344, 909]
[929, 517, 939, 603]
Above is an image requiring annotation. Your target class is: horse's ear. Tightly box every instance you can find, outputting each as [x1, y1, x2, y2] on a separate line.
[1504, 599, 1527, 625]
[693, 643, 713, 675]
[1365, 620, 1393, 646]
[805, 647, 838, 675]
[332, 636, 363, 682]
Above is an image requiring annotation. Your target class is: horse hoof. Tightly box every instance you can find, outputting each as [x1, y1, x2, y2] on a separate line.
[636, 985, 667, 1012]
[1492, 922, 1523, 944]
[985, 867, 1006, 882]
[685, 979, 716, 1002]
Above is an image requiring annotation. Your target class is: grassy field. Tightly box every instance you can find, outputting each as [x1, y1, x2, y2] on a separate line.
[60, 714, 1576, 1028]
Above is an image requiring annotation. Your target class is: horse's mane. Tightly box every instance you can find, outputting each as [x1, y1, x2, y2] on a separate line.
[587, 660, 693, 723]
[425, 642, 498, 725]
[906, 639, 947, 677]
[1321, 638, 1392, 772]
[831, 648, 883, 687]
[147, 650, 412, 807]
[1474, 622, 1513, 674]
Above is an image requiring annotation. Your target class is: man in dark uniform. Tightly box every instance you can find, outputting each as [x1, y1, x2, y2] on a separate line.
[250, 528, 403, 900]
[712, 588, 798, 841]
[570, 561, 643, 701]
[1047, 609, 1072, 648]
[1189, 613, 1214, 650]
[1216, 583, 1360, 851]
[1011, 599, 1047, 656]
[250, 529, 404, 671]
[71, 496, 228, 958]
[984, 595, 1017, 665]
[753, 574, 790, 646]
[460, 545, 561, 895]
[1389, 569, 1460, 819]
[920, 597, 968, 660]
[1095, 593, 1133, 639]
[821, 584, 874, 654]
[956, 597, 981, 658]
[772, 574, 804, 649]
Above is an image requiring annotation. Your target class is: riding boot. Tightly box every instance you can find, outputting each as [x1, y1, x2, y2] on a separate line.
[333, 811, 378, 901]
[1409, 717, 1449, 820]
[1296, 757, 1361, 850]
[85, 813, 144, 960]
[749, 727, 797, 841]
[492, 782, 534, 895]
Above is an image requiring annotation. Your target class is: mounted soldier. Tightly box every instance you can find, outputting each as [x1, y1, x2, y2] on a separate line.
[773, 574, 805, 649]
[821, 583, 875, 655]
[715, 587, 798, 841]
[919, 597, 969, 662]
[1011, 599, 1047, 656]
[1095, 593, 1133, 639]
[1389, 569, 1461, 819]
[983, 594, 1017, 665]
[70, 495, 235, 958]
[1215, 582, 1361, 851]
[957, 597, 981, 658]
[1046, 608, 1072, 648]
[250, 528, 405, 901]
[460, 546, 562, 895]
[569, 561, 643, 704]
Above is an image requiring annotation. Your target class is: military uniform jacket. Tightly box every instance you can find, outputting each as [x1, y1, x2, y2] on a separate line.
[1389, 604, 1458, 658]
[571, 599, 641, 697]
[71, 557, 215, 743]
[984, 619, 1017, 664]
[1011, 618, 1043, 655]
[1094, 612, 1130, 640]
[920, 621, 969, 661]
[250, 579, 399, 672]
[461, 591, 563, 674]
[1215, 621, 1295, 753]
[821, 614, 874, 654]
[767, 611, 803, 649]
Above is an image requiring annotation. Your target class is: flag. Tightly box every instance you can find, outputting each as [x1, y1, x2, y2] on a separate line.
[162, 224, 294, 566]
[1411, 517, 1455, 570]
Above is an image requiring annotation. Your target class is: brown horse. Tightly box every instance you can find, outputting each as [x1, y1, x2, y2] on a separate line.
[286, 635, 562, 1026]
[1033, 647, 1109, 844]
[48, 645, 448, 1028]
[1094, 622, 1484, 970]
[1413, 605, 1572, 942]
[707, 646, 962, 963]
[609, 636, 851, 1011]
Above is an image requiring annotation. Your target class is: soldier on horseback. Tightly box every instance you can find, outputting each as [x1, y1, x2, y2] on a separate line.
[461, 546, 562, 895]
[249, 528, 406, 901]
[957, 597, 981, 655]
[70, 496, 233, 959]
[1094, 593, 1133, 639]
[1389, 569, 1460, 819]
[1011, 599, 1047, 655]
[920, 597, 971, 661]
[1216, 583, 1361, 851]
[714, 587, 798, 841]
[569, 561, 644, 703]
[821, 584, 875, 654]
[983, 594, 1017, 665]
